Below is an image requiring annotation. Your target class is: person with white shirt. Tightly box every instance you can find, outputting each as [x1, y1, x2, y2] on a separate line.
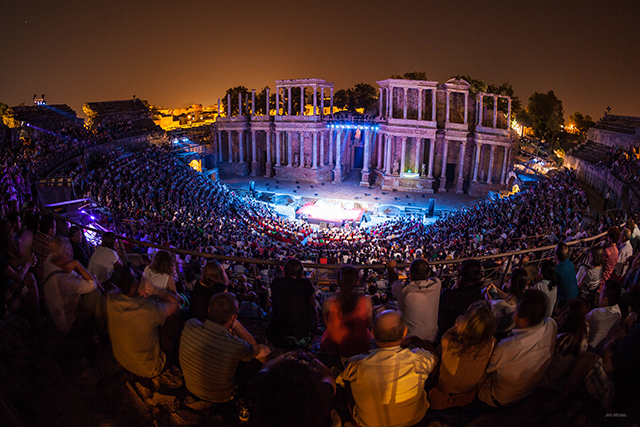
[88, 232, 122, 284]
[478, 290, 557, 407]
[614, 228, 633, 279]
[586, 279, 622, 350]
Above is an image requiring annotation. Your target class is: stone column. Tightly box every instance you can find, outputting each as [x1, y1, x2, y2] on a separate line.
[275, 131, 281, 166]
[217, 98, 221, 118]
[493, 95, 498, 128]
[456, 140, 467, 194]
[300, 86, 304, 115]
[313, 87, 317, 116]
[312, 132, 318, 169]
[228, 131, 233, 162]
[507, 98, 512, 127]
[477, 94, 482, 124]
[238, 93, 243, 116]
[473, 143, 481, 182]
[275, 88, 280, 116]
[427, 138, 435, 178]
[418, 90, 422, 121]
[227, 94, 231, 117]
[431, 90, 436, 122]
[329, 129, 335, 166]
[217, 131, 223, 161]
[320, 131, 325, 166]
[320, 87, 325, 116]
[387, 87, 392, 118]
[446, 91, 451, 123]
[265, 88, 270, 115]
[400, 136, 407, 174]
[501, 147, 509, 184]
[333, 130, 342, 182]
[299, 132, 304, 168]
[265, 130, 272, 176]
[385, 135, 392, 175]
[439, 138, 449, 192]
[487, 145, 495, 183]
[250, 130, 258, 175]
[362, 130, 371, 173]
[287, 132, 293, 166]
[287, 87, 292, 116]
[403, 88, 408, 119]
[377, 133, 383, 169]
[414, 137, 421, 173]
[238, 131, 244, 162]
[251, 90, 256, 116]
[379, 88, 383, 117]
[330, 88, 334, 116]
[464, 92, 468, 124]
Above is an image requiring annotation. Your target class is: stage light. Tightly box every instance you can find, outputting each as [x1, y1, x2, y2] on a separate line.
[90, 216, 96, 220]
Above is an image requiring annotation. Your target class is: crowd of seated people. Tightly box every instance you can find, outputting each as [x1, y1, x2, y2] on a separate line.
[58, 141, 608, 273]
[3, 128, 640, 425]
[597, 145, 640, 186]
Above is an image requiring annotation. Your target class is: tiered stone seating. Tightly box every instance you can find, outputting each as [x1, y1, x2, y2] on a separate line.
[568, 140, 610, 164]
[83, 99, 162, 138]
[10, 104, 83, 131]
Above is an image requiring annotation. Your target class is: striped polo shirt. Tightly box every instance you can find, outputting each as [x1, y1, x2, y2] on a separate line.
[180, 318, 255, 402]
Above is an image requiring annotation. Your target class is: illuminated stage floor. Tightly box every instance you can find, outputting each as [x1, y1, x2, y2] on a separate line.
[222, 172, 481, 214]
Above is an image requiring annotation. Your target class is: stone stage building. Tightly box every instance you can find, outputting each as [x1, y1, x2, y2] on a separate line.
[214, 77, 515, 196]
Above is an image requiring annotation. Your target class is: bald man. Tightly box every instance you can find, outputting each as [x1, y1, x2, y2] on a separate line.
[337, 310, 438, 427]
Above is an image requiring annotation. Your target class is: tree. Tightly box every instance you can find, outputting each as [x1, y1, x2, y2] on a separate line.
[568, 112, 595, 135]
[223, 86, 250, 116]
[452, 75, 487, 97]
[526, 90, 564, 143]
[254, 87, 276, 115]
[389, 71, 429, 81]
[487, 83, 522, 115]
[351, 83, 378, 114]
[333, 89, 350, 111]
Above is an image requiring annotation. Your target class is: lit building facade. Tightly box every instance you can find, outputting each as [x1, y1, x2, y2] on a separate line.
[214, 77, 515, 196]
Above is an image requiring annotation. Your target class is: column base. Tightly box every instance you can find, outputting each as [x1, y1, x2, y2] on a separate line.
[455, 178, 464, 194]
[250, 161, 259, 176]
[438, 176, 447, 193]
[264, 162, 273, 177]
[360, 171, 370, 186]
[333, 167, 342, 183]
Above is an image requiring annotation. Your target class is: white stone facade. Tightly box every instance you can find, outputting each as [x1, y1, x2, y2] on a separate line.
[214, 77, 515, 196]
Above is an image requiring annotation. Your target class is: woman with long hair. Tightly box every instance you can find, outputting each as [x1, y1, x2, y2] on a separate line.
[142, 250, 178, 295]
[188, 260, 229, 321]
[321, 265, 372, 357]
[577, 246, 604, 307]
[438, 259, 485, 338]
[429, 301, 497, 409]
[485, 268, 530, 336]
[533, 260, 558, 318]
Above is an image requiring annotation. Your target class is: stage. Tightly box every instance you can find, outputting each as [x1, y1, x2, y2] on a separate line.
[296, 201, 365, 227]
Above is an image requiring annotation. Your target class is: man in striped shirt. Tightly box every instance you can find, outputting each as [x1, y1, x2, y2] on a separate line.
[180, 292, 269, 402]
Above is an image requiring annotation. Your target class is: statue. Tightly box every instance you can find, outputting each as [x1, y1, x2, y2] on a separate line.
[392, 160, 399, 175]
[305, 156, 311, 168]
[294, 154, 299, 167]
[421, 163, 426, 177]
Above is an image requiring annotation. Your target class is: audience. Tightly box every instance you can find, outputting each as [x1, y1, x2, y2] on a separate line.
[532, 260, 558, 318]
[438, 259, 485, 337]
[337, 310, 438, 427]
[577, 246, 604, 306]
[586, 279, 622, 350]
[189, 260, 229, 321]
[429, 301, 497, 410]
[43, 236, 104, 336]
[555, 242, 579, 308]
[267, 258, 317, 348]
[88, 231, 123, 284]
[387, 258, 441, 343]
[321, 265, 372, 357]
[478, 289, 557, 407]
[179, 292, 269, 403]
[106, 268, 179, 377]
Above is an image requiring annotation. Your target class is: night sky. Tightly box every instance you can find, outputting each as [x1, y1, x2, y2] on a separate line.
[2, 0, 639, 120]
